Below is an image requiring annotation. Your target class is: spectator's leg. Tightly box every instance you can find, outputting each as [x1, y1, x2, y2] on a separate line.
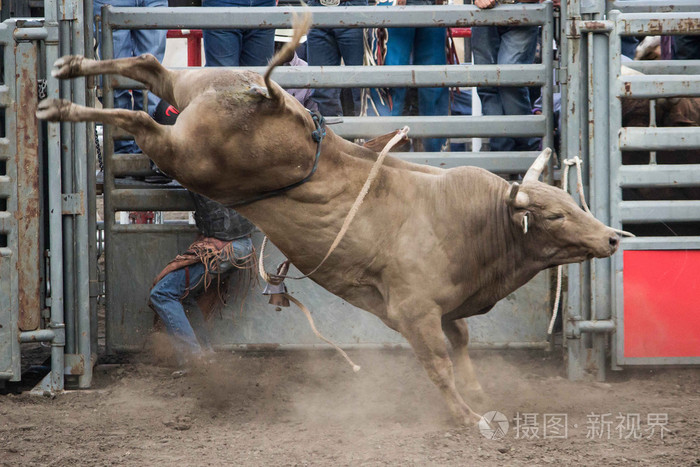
[240, 27, 275, 67]
[203, 28, 243, 67]
[376, 27, 415, 117]
[131, 0, 167, 116]
[472, 26, 507, 151]
[202, 0, 244, 67]
[621, 36, 640, 60]
[414, 27, 449, 152]
[150, 263, 208, 365]
[673, 35, 700, 60]
[93, 0, 140, 153]
[496, 26, 539, 151]
[334, 0, 368, 115]
[239, 0, 276, 67]
[308, 25, 343, 116]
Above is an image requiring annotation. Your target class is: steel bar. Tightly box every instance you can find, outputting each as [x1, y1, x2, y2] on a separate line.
[105, 4, 550, 29]
[618, 164, 700, 187]
[101, 6, 118, 355]
[112, 64, 548, 90]
[619, 200, 700, 223]
[572, 320, 615, 338]
[59, 21, 76, 360]
[71, 0, 93, 388]
[611, 0, 700, 14]
[618, 75, 700, 98]
[333, 115, 546, 139]
[44, 0, 66, 393]
[20, 330, 56, 343]
[13, 27, 48, 40]
[590, 29, 612, 382]
[625, 59, 700, 75]
[111, 188, 194, 211]
[619, 127, 700, 151]
[617, 13, 700, 36]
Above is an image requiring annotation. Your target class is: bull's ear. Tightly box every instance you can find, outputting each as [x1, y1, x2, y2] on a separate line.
[507, 182, 529, 208]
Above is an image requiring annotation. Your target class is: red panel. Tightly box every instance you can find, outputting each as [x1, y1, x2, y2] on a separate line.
[624, 250, 700, 358]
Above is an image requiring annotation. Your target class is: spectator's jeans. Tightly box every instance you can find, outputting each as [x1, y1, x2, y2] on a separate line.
[149, 236, 253, 365]
[307, 0, 367, 116]
[202, 0, 275, 67]
[93, 0, 167, 153]
[673, 35, 700, 60]
[472, 25, 540, 152]
[367, 27, 449, 152]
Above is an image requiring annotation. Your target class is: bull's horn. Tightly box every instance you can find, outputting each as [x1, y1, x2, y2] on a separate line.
[507, 182, 529, 208]
[523, 148, 552, 183]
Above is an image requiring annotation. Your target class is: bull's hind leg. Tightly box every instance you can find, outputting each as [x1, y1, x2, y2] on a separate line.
[393, 303, 481, 426]
[37, 98, 169, 154]
[51, 54, 177, 108]
[442, 318, 485, 403]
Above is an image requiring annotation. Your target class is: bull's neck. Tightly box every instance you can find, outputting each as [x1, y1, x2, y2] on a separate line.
[469, 182, 549, 305]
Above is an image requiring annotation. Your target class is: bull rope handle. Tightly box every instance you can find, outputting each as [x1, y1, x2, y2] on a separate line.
[548, 157, 635, 335]
[258, 126, 410, 371]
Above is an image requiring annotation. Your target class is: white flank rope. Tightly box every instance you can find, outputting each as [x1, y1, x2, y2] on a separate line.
[548, 157, 635, 335]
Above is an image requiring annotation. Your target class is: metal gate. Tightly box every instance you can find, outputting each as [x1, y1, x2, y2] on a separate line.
[99, 3, 557, 353]
[0, 19, 45, 384]
[0, 0, 97, 392]
[563, 0, 700, 380]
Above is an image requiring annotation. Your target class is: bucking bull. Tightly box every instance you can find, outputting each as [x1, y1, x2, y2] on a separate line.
[36, 14, 620, 425]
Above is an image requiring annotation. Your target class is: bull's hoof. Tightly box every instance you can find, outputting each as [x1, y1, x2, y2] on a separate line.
[51, 55, 84, 79]
[36, 98, 71, 121]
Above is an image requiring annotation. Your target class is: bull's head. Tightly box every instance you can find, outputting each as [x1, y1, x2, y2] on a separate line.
[506, 149, 620, 265]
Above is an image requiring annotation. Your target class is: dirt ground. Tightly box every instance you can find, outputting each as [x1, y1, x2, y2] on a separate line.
[1, 347, 698, 466]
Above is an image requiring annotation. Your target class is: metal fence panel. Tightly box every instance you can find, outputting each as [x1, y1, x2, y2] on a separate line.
[107, 230, 551, 351]
[101, 4, 555, 353]
[0, 21, 25, 382]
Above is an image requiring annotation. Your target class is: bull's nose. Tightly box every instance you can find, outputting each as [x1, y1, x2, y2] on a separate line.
[609, 235, 620, 249]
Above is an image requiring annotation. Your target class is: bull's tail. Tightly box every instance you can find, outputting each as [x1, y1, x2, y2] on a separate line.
[263, 11, 312, 107]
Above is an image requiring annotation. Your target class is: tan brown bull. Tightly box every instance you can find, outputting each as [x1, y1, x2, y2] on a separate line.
[36, 16, 620, 425]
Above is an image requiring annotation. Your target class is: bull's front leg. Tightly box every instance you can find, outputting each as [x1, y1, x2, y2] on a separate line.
[442, 318, 485, 404]
[392, 301, 481, 426]
[51, 54, 177, 107]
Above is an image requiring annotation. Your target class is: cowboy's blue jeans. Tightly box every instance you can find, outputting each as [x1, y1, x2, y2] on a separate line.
[367, 27, 449, 152]
[202, 0, 276, 67]
[150, 236, 253, 365]
[307, 0, 367, 116]
[472, 25, 540, 152]
[94, 0, 167, 154]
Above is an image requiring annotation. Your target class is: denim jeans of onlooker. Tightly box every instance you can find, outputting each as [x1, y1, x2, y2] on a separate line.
[307, 0, 367, 116]
[94, 0, 167, 153]
[472, 25, 540, 152]
[150, 236, 253, 366]
[202, 0, 275, 67]
[673, 35, 700, 60]
[366, 27, 449, 152]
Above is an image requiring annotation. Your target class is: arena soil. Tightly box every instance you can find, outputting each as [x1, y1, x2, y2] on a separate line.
[1, 346, 698, 466]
